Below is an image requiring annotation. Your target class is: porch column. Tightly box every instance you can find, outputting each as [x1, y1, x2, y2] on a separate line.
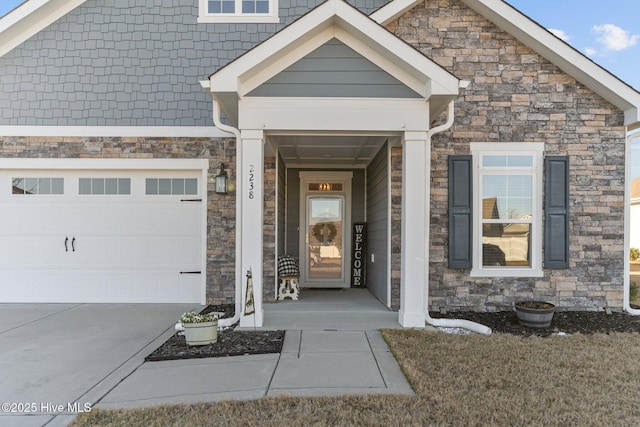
[399, 131, 429, 327]
[239, 129, 264, 327]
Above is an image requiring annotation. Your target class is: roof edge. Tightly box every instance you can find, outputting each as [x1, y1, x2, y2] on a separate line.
[370, 0, 420, 24]
[208, 0, 461, 98]
[458, 0, 640, 128]
[0, 0, 87, 57]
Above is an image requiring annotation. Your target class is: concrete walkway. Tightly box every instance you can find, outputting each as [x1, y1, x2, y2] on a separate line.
[98, 329, 412, 410]
[0, 290, 414, 427]
[99, 290, 413, 408]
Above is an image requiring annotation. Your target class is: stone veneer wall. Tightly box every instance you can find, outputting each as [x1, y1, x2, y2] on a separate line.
[263, 157, 277, 301]
[390, 146, 403, 310]
[388, 0, 627, 311]
[0, 135, 243, 305]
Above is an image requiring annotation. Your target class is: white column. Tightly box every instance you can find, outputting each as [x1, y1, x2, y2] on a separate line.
[239, 129, 264, 327]
[399, 131, 428, 327]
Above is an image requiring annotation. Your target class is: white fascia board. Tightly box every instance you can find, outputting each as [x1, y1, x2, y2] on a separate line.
[370, 0, 422, 25]
[0, 0, 88, 57]
[238, 97, 430, 131]
[460, 0, 640, 128]
[0, 158, 210, 170]
[0, 126, 232, 137]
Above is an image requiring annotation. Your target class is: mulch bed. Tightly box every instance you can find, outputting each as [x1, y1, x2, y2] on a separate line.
[147, 304, 640, 361]
[145, 304, 285, 362]
[433, 310, 640, 337]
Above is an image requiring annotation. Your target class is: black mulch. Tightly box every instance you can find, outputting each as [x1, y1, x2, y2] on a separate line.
[433, 310, 640, 337]
[147, 305, 640, 361]
[145, 304, 285, 362]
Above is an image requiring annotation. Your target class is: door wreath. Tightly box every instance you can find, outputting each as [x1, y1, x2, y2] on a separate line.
[312, 222, 337, 242]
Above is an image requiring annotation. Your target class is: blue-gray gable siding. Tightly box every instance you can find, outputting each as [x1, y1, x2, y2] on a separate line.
[0, 0, 388, 126]
[247, 39, 421, 98]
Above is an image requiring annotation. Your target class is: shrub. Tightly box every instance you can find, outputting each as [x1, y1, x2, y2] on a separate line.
[631, 282, 639, 303]
[631, 248, 640, 262]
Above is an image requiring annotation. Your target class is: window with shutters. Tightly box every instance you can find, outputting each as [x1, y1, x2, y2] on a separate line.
[470, 143, 544, 277]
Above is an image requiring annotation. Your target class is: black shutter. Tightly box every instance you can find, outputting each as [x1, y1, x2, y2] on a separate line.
[544, 156, 569, 269]
[449, 155, 472, 269]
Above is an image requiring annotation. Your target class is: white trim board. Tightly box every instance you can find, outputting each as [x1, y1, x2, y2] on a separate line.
[0, 126, 232, 138]
[0, 158, 210, 171]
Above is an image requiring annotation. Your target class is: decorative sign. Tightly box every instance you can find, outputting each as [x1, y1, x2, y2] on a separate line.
[351, 223, 366, 287]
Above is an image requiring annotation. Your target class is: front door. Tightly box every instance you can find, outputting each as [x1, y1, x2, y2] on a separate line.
[299, 171, 352, 288]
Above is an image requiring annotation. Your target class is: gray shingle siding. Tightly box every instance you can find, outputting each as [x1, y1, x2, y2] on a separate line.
[0, 0, 388, 126]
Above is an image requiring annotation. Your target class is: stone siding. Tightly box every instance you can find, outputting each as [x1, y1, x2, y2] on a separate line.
[390, 146, 403, 310]
[263, 157, 277, 301]
[389, 0, 627, 311]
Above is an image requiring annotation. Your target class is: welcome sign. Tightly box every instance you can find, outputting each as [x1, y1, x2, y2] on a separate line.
[351, 223, 366, 287]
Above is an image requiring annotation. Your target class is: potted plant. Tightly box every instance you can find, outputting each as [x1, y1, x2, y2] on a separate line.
[514, 301, 556, 328]
[180, 312, 219, 346]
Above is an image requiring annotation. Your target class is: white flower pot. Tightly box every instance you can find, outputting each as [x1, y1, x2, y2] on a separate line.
[182, 320, 218, 346]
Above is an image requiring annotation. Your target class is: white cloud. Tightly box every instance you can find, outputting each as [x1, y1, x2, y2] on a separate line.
[548, 28, 570, 41]
[584, 47, 598, 56]
[592, 24, 639, 51]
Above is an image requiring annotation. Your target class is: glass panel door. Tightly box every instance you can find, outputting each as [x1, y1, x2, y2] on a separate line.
[307, 196, 344, 281]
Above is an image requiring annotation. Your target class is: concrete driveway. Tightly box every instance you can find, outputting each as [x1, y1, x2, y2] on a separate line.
[0, 303, 198, 427]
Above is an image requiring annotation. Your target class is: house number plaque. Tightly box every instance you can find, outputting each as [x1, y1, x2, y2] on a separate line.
[248, 164, 255, 199]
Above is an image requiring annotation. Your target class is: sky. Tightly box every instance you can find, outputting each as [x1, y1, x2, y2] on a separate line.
[1, 0, 639, 171]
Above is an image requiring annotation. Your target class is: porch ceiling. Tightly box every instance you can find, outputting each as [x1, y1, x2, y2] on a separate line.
[270, 134, 390, 167]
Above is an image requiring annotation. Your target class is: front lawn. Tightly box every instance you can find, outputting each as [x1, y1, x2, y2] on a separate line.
[73, 331, 640, 426]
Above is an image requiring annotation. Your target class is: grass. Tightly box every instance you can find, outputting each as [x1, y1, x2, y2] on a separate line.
[73, 331, 640, 426]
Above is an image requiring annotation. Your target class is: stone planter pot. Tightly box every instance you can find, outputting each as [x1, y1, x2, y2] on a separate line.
[515, 301, 556, 328]
[183, 320, 218, 346]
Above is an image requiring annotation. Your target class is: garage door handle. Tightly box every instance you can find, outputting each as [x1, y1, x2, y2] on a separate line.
[64, 237, 69, 252]
[72, 237, 76, 252]
[180, 199, 202, 202]
[180, 271, 201, 274]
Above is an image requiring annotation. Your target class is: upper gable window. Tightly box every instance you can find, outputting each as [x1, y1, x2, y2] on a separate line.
[198, 0, 279, 23]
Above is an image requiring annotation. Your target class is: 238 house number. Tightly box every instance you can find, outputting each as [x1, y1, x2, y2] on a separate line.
[248, 164, 255, 199]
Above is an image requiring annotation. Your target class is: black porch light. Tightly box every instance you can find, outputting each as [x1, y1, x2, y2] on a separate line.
[215, 163, 228, 195]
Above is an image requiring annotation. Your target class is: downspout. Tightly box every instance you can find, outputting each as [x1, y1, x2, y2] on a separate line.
[212, 97, 243, 329]
[424, 97, 492, 335]
[624, 130, 640, 315]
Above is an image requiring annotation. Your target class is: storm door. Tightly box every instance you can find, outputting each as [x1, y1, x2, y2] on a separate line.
[299, 171, 352, 288]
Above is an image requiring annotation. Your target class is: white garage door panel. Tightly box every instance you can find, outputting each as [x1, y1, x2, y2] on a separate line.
[0, 236, 70, 268]
[0, 168, 205, 303]
[70, 236, 201, 268]
[68, 202, 201, 236]
[0, 270, 201, 303]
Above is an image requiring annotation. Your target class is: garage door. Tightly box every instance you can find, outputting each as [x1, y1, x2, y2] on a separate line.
[0, 167, 205, 303]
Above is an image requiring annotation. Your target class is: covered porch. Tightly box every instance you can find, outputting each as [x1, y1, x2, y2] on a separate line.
[202, 0, 465, 328]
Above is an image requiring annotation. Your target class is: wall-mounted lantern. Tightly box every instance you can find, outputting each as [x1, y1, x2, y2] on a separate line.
[215, 163, 228, 195]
